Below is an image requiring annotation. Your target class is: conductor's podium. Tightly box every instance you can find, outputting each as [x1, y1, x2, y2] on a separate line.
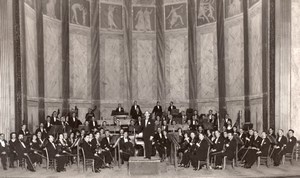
[128, 157, 167, 175]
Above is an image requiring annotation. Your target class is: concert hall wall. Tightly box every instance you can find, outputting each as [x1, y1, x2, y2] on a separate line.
[1, 0, 300, 139]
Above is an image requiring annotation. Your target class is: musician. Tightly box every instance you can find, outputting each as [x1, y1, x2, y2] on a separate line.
[180, 111, 187, 124]
[130, 101, 142, 121]
[8, 132, 17, 168]
[223, 114, 232, 128]
[18, 124, 30, 136]
[154, 128, 164, 160]
[286, 129, 297, 154]
[198, 125, 204, 134]
[215, 132, 237, 169]
[239, 128, 248, 145]
[119, 131, 134, 163]
[89, 116, 99, 132]
[193, 132, 209, 170]
[161, 120, 168, 132]
[268, 127, 276, 139]
[45, 116, 52, 133]
[0, 133, 8, 170]
[272, 129, 287, 166]
[82, 134, 103, 173]
[45, 135, 68, 172]
[15, 133, 36, 172]
[167, 101, 176, 113]
[152, 101, 163, 117]
[91, 131, 101, 153]
[232, 126, 240, 136]
[115, 103, 124, 113]
[180, 132, 197, 167]
[85, 107, 96, 122]
[182, 120, 191, 131]
[178, 132, 190, 166]
[244, 131, 270, 168]
[206, 129, 213, 141]
[56, 133, 71, 154]
[50, 111, 60, 125]
[68, 112, 82, 129]
[142, 111, 155, 159]
[191, 115, 199, 130]
[210, 130, 225, 169]
[29, 134, 43, 165]
[161, 130, 171, 160]
[100, 130, 114, 167]
[242, 130, 262, 165]
[35, 123, 47, 139]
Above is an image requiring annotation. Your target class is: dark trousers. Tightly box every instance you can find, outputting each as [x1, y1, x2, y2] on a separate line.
[244, 149, 258, 167]
[144, 137, 152, 158]
[1, 154, 7, 169]
[103, 150, 113, 164]
[93, 155, 104, 169]
[272, 148, 284, 166]
[180, 151, 191, 165]
[9, 152, 17, 167]
[55, 156, 68, 171]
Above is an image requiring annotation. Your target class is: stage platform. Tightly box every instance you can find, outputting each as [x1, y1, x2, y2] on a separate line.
[1, 159, 300, 178]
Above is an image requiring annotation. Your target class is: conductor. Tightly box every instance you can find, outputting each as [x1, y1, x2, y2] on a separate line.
[142, 111, 155, 159]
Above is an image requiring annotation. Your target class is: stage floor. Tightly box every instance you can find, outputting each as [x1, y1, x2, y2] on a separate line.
[1, 160, 300, 178]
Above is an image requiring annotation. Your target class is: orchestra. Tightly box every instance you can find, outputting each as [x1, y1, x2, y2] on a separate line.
[0, 103, 298, 174]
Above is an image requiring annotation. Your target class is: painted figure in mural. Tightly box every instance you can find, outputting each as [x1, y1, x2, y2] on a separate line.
[71, 3, 86, 25]
[144, 8, 153, 31]
[46, 0, 56, 19]
[108, 5, 118, 29]
[228, 0, 241, 17]
[135, 8, 145, 31]
[166, 5, 184, 29]
[198, 0, 215, 23]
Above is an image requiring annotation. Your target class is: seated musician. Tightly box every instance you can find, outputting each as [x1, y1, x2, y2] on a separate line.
[190, 115, 199, 131]
[45, 116, 52, 133]
[18, 124, 30, 136]
[244, 131, 270, 168]
[272, 129, 287, 166]
[82, 134, 103, 173]
[206, 130, 213, 141]
[239, 129, 254, 161]
[91, 132, 102, 155]
[119, 131, 134, 164]
[100, 130, 114, 167]
[50, 111, 60, 125]
[152, 101, 163, 117]
[180, 111, 187, 124]
[29, 134, 43, 165]
[0, 133, 8, 170]
[128, 119, 135, 134]
[223, 131, 230, 145]
[232, 126, 240, 136]
[15, 133, 36, 172]
[134, 116, 143, 133]
[214, 132, 237, 169]
[115, 103, 124, 113]
[161, 120, 168, 132]
[180, 132, 198, 168]
[182, 120, 191, 131]
[8, 132, 17, 168]
[68, 112, 82, 129]
[154, 128, 164, 160]
[268, 127, 276, 139]
[198, 125, 204, 134]
[162, 130, 171, 160]
[46, 134, 68, 172]
[286, 129, 297, 154]
[89, 116, 99, 132]
[178, 132, 190, 161]
[192, 132, 209, 170]
[210, 130, 225, 169]
[35, 123, 47, 140]
[167, 101, 176, 114]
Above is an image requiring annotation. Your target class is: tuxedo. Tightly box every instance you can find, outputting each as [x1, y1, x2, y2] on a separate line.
[273, 135, 288, 166]
[45, 141, 68, 172]
[130, 105, 142, 121]
[119, 137, 134, 162]
[224, 118, 232, 128]
[0, 139, 8, 169]
[152, 105, 162, 117]
[35, 127, 47, 139]
[100, 137, 114, 164]
[14, 140, 36, 171]
[50, 117, 60, 125]
[167, 105, 176, 113]
[115, 107, 124, 113]
[82, 140, 103, 170]
[244, 136, 264, 168]
[286, 136, 297, 153]
[68, 117, 82, 129]
[215, 138, 236, 166]
[89, 121, 99, 131]
[195, 139, 209, 161]
[18, 129, 30, 136]
[142, 118, 155, 158]
[44, 121, 52, 132]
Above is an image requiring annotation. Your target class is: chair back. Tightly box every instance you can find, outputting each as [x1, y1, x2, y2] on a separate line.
[79, 147, 86, 162]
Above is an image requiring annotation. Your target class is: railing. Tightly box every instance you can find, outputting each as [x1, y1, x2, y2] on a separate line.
[168, 133, 180, 170]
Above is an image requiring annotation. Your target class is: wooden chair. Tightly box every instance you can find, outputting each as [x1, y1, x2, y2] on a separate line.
[282, 145, 296, 165]
[79, 147, 95, 172]
[44, 148, 57, 170]
[257, 145, 272, 168]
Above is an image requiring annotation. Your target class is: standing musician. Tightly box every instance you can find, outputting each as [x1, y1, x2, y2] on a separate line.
[210, 130, 225, 169]
[193, 132, 209, 170]
[167, 101, 177, 113]
[272, 129, 287, 166]
[152, 101, 163, 117]
[115, 103, 124, 113]
[35, 123, 47, 140]
[130, 101, 142, 121]
[68, 112, 82, 129]
[14, 133, 36, 172]
[119, 131, 134, 163]
[244, 131, 270, 168]
[50, 111, 60, 125]
[89, 116, 99, 132]
[46, 134, 68, 172]
[82, 134, 103, 173]
[180, 132, 198, 167]
[18, 124, 30, 136]
[0, 133, 8, 170]
[100, 130, 114, 167]
[142, 111, 155, 159]
[8, 132, 18, 168]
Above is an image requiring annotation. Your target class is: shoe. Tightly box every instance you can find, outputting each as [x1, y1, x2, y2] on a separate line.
[3, 167, 7, 170]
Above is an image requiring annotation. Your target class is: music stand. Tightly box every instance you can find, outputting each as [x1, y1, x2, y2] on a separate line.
[171, 109, 179, 116]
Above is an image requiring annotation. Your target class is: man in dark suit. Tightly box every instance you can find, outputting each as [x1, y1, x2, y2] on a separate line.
[68, 112, 82, 129]
[130, 101, 142, 121]
[14, 134, 35, 172]
[193, 132, 209, 170]
[35, 123, 48, 140]
[50, 111, 60, 125]
[18, 124, 30, 136]
[100, 130, 114, 167]
[45, 116, 52, 133]
[152, 101, 163, 117]
[82, 134, 103, 173]
[224, 114, 232, 128]
[167, 101, 176, 113]
[46, 134, 68, 172]
[142, 111, 155, 159]
[0, 133, 8, 170]
[89, 116, 99, 132]
[286, 129, 297, 154]
[210, 130, 225, 169]
[272, 129, 287, 166]
[115, 103, 124, 113]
